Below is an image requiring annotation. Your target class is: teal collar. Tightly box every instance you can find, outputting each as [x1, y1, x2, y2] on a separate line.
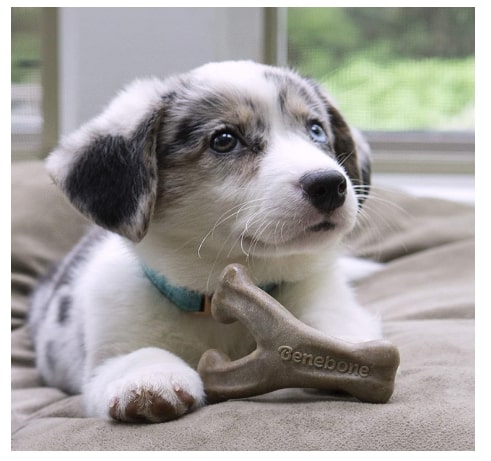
[142, 264, 277, 314]
[143, 265, 205, 313]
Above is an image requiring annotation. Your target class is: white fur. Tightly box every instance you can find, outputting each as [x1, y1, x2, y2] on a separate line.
[31, 61, 382, 423]
[84, 347, 204, 422]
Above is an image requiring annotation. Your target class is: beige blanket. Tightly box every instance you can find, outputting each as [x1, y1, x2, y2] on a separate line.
[11, 161, 475, 450]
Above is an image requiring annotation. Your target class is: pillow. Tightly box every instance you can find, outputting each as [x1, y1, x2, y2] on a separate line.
[12, 161, 89, 330]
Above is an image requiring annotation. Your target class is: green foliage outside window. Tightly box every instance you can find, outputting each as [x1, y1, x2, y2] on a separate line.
[11, 8, 42, 83]
[288, 7, 475, 131]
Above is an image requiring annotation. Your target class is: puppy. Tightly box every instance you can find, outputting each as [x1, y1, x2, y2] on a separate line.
[28, 61, 382, 423]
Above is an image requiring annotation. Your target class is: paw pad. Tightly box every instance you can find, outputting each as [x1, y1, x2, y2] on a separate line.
[109, 386, 196, 423]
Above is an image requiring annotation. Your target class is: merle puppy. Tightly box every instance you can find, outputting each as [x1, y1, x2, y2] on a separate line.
[29, 61, 381, 423]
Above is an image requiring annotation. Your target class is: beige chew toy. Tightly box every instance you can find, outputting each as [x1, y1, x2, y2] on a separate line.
[198, 264, 400, 404]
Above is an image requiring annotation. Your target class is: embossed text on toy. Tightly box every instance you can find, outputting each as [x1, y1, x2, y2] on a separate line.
[277, 345, 370, 377]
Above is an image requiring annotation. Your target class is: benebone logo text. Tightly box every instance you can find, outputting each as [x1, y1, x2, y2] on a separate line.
[277, 345, 370, 378]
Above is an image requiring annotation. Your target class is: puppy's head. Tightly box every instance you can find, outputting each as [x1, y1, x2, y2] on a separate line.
[47, 61, 371, 259]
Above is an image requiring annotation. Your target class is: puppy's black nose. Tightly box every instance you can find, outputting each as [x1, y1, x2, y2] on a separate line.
[300, 170, 347, 212]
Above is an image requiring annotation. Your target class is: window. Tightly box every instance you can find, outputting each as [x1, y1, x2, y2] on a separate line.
[11, 7, 475, 180]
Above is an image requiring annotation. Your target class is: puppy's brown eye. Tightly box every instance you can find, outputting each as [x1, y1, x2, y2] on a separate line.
[211, 131, 239, 154]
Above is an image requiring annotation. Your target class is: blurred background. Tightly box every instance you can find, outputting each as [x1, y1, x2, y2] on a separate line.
[11, 7, 474, 202]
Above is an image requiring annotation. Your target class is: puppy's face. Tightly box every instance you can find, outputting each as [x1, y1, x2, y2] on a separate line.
[47, 61, 370, 261]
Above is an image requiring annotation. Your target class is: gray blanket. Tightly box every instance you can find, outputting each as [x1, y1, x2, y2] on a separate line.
[11, 161, 475, 450]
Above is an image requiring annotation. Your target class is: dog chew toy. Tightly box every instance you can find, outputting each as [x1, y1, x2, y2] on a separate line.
[197, 264, 400, 404]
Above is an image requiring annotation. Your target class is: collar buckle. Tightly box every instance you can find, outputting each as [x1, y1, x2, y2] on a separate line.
[194, 295, 213, 316]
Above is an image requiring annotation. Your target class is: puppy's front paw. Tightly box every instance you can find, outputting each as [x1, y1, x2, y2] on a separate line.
[84, 348, 205, 423]
[108, 379, 200, 423]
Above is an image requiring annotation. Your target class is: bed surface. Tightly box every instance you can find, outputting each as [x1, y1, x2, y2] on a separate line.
[11, 161, 475, 450]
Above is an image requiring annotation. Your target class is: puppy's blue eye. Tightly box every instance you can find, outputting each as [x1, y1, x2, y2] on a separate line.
[308, 122, 328, 144]
[211, 131, 238, 153]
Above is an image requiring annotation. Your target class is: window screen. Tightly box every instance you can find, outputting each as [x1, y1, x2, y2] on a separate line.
[287, 7, 474, 133]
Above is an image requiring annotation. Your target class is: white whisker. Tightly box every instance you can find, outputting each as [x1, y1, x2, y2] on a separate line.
[247, 218, 275, 264]
[347, 186, 412, 259]
[197, 198, 267, 258]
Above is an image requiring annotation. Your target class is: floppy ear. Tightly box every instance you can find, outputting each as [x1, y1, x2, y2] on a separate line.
[348, 125, 372, 194]
[310, 83, 371, 204]
[46, 79, 168, 242]
[326, 103, 371, 203]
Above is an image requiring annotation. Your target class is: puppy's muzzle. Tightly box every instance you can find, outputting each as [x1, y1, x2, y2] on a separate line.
[300, 170, 347, 213]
